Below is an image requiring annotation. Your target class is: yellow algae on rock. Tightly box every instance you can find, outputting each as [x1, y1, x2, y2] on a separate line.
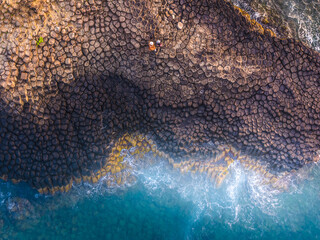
[233, 5, 276, 37]
[166, 144, 297, 191]
[38, 131, 306, 195]
[86, 134, 160, 185]
[36, 133, 161, 194]
[216, 169, 229, 188]
[116, 176, 122, 185]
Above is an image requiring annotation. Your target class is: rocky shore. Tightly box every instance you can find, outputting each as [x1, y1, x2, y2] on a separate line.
[0, 0, 320, 193]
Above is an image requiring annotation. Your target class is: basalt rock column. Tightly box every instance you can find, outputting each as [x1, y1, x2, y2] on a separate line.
[0, 0, 319, 191]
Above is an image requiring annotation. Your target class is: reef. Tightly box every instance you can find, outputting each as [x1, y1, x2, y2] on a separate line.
[0, 0, 320, 193]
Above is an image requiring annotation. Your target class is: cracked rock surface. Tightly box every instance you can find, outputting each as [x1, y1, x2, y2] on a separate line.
[0, 0, 320, 190]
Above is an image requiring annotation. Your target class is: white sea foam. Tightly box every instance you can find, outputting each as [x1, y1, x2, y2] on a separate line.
[131, 157, 293, 230]
[286, 0, 320, 51]
[1, 152, 320, 239]
[232, 0, 320, 52]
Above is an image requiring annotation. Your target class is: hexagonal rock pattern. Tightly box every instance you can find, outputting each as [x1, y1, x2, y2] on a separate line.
[0, 0, 319, 191]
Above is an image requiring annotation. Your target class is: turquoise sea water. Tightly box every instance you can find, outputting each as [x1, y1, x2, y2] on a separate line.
[1, 159, 320, 240]
[1, 1, 320, 239]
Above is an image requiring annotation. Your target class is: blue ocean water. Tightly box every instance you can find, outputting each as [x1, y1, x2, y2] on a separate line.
[1, 159, 320, 239]
[1, 0, 320, 239]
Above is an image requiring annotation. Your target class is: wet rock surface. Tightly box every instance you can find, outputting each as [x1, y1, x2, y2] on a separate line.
[231, 0, 297, 40]
[6, 197, 35, 221]
[231, 0, 320, 52]
[0, 0, 319, 191]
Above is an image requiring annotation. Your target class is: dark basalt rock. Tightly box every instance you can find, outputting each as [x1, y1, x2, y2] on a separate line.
[0, 0, 319, 191]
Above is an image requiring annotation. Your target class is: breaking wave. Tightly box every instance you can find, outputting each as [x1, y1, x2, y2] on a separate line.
[231, 0, 320, 52]
[0, 152, 320, 239]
